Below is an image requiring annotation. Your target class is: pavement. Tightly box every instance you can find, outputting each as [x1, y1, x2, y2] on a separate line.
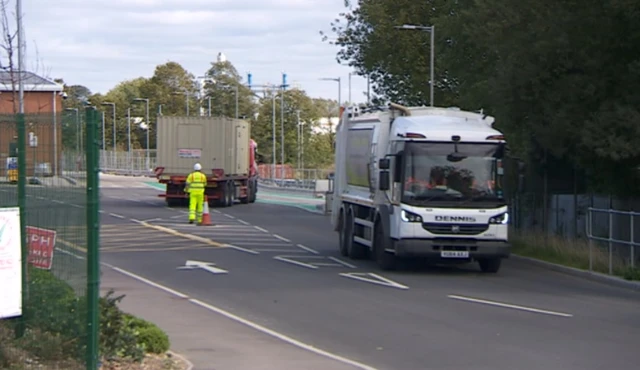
[4, 174, 640, 370]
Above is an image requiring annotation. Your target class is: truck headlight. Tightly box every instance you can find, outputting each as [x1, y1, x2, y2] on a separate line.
[489, 212, 509, 224]
[401, 210, 422, 222]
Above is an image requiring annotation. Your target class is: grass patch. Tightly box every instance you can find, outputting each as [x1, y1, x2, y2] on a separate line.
[511, 229, 640, 280]
[0, 267, 185, 369]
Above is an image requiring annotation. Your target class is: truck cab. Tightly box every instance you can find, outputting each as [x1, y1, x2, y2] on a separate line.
[331, 104, 517, 273]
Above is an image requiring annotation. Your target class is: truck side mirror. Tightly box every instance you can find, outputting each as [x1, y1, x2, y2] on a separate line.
[379, 158, 390, 170]
[379, 170, 390, 190]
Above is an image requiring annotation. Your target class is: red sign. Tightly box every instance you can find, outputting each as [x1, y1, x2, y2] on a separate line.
[26, 226, 56, 270]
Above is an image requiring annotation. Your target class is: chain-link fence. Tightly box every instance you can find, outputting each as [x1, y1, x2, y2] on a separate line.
[0, 109, 100, 369]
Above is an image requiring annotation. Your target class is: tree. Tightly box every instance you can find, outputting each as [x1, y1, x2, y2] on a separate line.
[202, 59, 256, 118]
[322, 0, 640, 196]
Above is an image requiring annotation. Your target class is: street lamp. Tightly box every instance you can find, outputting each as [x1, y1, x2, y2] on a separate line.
[133, 98, 150, 171]
[319, 77, 341, 142]
[65, 108, 80, 153]
[101, 102, 116, 152]
[394, 24, 435, 106]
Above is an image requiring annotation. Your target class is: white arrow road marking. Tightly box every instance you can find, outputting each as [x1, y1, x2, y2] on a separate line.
[339, 272, 409, 290]
[177, 260, 228, 274]
[447, 295, 573, 318]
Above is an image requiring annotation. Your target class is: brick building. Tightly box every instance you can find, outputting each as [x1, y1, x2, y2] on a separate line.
[0, 71, 64, 177]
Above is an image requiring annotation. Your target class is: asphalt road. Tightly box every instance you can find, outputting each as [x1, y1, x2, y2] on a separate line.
[91, 178, 640, 370]
[6, 175, 640, 369]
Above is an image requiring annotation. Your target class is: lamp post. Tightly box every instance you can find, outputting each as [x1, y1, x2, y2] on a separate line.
[319, 77, 341, 144]
[394, 24, 435, 106]
[126, 108, 131, 172]
[101, 102, 116, 151]
[65, 108, 80, 153]
[133, 98, 150, 170]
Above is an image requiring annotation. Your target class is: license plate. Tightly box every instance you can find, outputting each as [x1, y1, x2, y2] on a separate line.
[440, 250, 469, 258]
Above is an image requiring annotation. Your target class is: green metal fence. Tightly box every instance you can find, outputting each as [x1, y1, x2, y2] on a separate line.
[0, 108, 100, 369]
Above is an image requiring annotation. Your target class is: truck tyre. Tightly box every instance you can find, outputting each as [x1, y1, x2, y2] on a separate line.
[225, 182, 234, 207]
[240, 183, 251, 204]
[347, 210, 367, 260]
[337, 210, 348, 256]
[373, 220, 396, 271]
[478, 258, 502, 273]
[249, 180, 257, 203]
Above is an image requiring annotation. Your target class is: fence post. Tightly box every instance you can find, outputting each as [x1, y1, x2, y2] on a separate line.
[608, 209, 613, 275]
[585, 207, 593, 272]
[14, 113, 27, 339]
[85, 107, 100, 369]
[631, 213, 635, 269]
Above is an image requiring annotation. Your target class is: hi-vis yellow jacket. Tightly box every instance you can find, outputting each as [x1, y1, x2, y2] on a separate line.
[185, 171, 207, 193]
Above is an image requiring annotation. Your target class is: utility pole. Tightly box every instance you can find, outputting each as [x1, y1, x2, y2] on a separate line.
[16, 0, 24, 113]
[280, 73, 287, 181]
[296, 110, 301, 170]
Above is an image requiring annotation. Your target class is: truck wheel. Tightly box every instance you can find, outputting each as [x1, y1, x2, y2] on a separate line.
[226, 182, 235, 207]
[337, 210, 348, 256]
[478, 258, 502, 273]
[249, 181, 257, 203]
[347, 210, 367, 260]
[373, 220, 396, 271]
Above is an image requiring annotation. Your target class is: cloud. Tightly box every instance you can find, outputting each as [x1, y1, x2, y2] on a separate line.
[12, 0, 369, 102]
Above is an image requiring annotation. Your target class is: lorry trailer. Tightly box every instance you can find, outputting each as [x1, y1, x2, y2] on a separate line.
[331, 103, 518, 272]
[154, 116, 259, 207]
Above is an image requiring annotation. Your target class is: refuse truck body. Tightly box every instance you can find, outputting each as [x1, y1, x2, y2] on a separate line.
[330, 103, 520, 272]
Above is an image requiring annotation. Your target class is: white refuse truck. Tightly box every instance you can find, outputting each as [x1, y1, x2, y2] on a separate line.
[330, 103, 518, 272]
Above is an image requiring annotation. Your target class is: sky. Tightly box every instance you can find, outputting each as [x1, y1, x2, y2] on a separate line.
[17, 0, 369, 102]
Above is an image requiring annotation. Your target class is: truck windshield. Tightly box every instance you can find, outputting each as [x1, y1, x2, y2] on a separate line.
[401, 142, 505, 208]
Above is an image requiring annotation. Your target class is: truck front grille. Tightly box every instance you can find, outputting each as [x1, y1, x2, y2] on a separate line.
[422, 223, 488, 235]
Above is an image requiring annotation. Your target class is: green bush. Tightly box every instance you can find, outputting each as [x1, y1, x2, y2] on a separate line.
[7, 268, 171, 364]
[124, 314, 170, 354]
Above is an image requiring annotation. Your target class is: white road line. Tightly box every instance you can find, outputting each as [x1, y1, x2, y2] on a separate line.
[170, 214, 184, 219]
[273, 256, 318, 269]
[339, 273, 409, 290]
[212, 209, 221, 214]
[188, 297, 378, 370]
[447, 295, 573, 318]
[224, 214, 235, 219]
[98, 210, 106, 214]
[273, 234, 290, 243]
[225, 244, 259, 255]
[52, 200, 64, 204]
[127, 198, 142, 202]
[254, 226, 269, 233]
[252, 249, 307, 253]
[70, 204, 83, 208]
[109, 213, 125, 219]
[238, 219, 250, 225]
[295, 244, 319, 254]
[328, 256, 356, 268]
[230, 242, 292, 246]
[143, 218, 162, 222]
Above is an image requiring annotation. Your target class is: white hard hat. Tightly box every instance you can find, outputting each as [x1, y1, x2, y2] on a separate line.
[194, 163, 202, 171]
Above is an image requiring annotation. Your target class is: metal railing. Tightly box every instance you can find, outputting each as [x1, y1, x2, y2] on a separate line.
[586, 207, 639, 274]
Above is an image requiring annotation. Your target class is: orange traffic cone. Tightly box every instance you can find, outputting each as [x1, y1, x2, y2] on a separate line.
[199, 196, 213, 226]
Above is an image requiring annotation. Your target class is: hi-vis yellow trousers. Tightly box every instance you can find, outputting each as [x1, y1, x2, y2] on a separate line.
[188, 190, 204, 223]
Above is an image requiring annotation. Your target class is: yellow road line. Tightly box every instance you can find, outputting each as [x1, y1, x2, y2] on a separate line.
[136, 221, 227, 248]
[101, 240, 176, 248]
[57, 238, 86, 252]
[102, 245, 214, 253]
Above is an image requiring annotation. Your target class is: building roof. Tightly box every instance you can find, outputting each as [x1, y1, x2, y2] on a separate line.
[0, 71, 63, 92]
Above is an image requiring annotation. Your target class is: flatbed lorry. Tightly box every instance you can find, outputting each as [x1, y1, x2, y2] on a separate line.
[153, 116, 259, 207]
[331, 103, 521, 272]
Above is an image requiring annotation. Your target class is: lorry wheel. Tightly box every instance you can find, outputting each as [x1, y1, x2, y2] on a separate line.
[249, 181, 257, 203]
[373, 221, 396, 271]
[346, 211, 367, 260]
[478, 258, 502, 273]
[226, 182, 235, 207]
[337, 210, 348, 257]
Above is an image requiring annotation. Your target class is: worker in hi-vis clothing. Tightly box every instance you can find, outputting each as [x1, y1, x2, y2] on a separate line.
[185, 163, 208, 224]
